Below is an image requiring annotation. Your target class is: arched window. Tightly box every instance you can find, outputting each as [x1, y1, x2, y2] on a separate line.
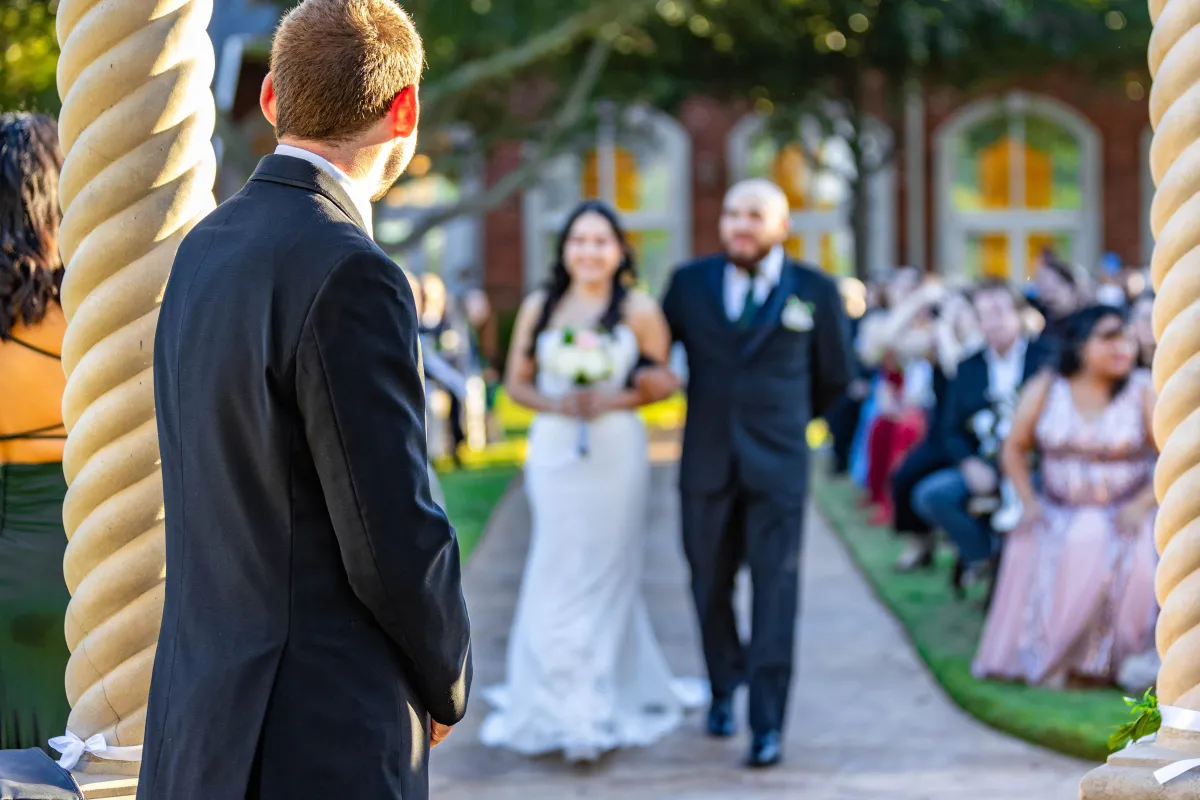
[727, 112, 896, 277]
[934, 92, 1101, 281]
[374, 135, 484, 290]
[522, 105, 692, 295]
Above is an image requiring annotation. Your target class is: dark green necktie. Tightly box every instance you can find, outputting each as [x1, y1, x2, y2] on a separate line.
[737, 285, 760, 330]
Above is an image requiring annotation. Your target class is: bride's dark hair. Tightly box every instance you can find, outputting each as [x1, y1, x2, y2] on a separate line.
[0, 112, 64, 340]
[527, 199, 636, 357]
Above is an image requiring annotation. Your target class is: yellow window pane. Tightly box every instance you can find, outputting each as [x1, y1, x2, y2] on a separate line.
[979, 138, 1012, 209]
[1027, 232, 1073, 278]
[784, 235, 804, 260]
[819, 232, 836, 273]
[965, 233, 1011, 280]
[772, 146, 809, 210]
[1025, 145, 1052, 209]
[581, 147, 641, 212]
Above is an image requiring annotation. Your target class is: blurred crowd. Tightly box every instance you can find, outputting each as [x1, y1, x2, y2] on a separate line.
[404, 270, 498, 467]
[827, 250, 1160, 693]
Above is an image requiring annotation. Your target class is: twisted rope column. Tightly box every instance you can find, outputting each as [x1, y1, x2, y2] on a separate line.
[55, 0, 216, 773]
[1147, 0, 1200, 714]
[1082, 0, 1200, 794]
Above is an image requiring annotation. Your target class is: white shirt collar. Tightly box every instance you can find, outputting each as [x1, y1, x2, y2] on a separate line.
[274, 144, 374, 237]
[724, 246, 786, 319]
[984, 336, 1029, 400]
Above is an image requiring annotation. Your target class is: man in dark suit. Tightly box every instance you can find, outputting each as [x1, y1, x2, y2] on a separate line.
[140, 2, 471, 799]
[911, 281, 1053, 586]
[661, 180, 853, 767]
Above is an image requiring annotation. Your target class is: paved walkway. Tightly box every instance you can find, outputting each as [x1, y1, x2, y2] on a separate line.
[429, 462, 1092, 798]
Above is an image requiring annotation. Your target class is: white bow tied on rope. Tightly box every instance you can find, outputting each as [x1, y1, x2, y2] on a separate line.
[1150, 706, 1200, 785]
[48, 730, 143, 771]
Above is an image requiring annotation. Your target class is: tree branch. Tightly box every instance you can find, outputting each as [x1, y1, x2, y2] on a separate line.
[390, 37, 613, 253]
[422, 0, 648, 113]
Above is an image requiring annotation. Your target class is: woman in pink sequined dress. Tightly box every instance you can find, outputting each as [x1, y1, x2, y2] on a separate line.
[973, 305, 1158, 687]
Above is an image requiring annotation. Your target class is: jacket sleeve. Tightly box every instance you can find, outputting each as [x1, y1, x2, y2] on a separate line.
[296, 247, 472, 726]
[661, 267, 685, 344]
[810, 276, 854, 418]
[939, 367, 977, 466]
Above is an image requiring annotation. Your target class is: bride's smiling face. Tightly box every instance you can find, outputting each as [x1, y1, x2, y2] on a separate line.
[563, 211, 624, 286]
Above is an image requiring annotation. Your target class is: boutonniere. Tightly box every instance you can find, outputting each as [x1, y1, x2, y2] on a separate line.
[781, 296, 815, 332]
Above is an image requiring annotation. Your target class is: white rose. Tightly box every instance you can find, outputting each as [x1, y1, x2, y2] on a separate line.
[577, 349, 611, 382]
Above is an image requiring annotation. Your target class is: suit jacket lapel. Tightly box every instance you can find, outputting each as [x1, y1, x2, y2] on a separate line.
[706, 258, 730, 326]
[741, 263, 799, 358]
[249, 155, 369, 234]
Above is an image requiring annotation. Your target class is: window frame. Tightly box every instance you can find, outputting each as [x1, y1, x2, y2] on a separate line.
[521, 104, 693, 293]
[933, 91, 1102, 282]
[726, 111, 897, 278]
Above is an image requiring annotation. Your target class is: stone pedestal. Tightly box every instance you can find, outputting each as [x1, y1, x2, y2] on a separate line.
[1081, 730, 1200, 798]
[74, 774, 137, 800]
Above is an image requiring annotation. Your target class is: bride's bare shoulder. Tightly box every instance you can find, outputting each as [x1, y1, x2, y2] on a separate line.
[622, 288, 663, 321]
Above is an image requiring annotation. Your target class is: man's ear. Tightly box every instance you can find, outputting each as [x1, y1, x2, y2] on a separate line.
[260, 73, 278, 127]
[388, 86, 419, 140]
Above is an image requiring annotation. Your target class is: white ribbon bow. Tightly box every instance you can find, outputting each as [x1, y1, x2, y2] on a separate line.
[48, 730, 143, 771]
[1153, 706, 1200, 785]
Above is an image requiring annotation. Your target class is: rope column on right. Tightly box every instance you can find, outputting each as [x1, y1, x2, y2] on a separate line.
[1082, 0, 1200, 795]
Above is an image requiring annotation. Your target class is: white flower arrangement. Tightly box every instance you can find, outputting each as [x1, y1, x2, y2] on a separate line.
[541, 327, 616, 457]
[542, 328, 615, 386]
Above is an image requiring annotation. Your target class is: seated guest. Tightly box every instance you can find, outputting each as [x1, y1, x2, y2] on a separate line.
[826, 279, 872, 476]
[891, 288, 981, 571]
[911, 281, 1053, 586]
[850, 268, 920, 488]
[974, 306, 1158, 687]
[1027, 249, 1085, 353]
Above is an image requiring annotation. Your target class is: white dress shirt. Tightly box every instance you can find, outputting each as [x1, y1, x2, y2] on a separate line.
[724, 245, 784, 320]
[985, 337, 1029, 403]
[274, 144, 374, 237]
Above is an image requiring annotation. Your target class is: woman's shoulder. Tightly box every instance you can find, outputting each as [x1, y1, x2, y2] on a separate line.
[6, 301, 66, 352]
[621, 288, 661, 319]
[517, 288, 550, 321]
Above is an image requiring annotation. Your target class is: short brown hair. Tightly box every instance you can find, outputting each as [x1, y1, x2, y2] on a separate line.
[970, 278, 1026, 310]
[271, 0, 424, 144]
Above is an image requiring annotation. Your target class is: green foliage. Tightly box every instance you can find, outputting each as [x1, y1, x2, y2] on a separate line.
[436, 465, 519, 559]
[0, 0, 60, 113]
[1109, 687, 1161, 753]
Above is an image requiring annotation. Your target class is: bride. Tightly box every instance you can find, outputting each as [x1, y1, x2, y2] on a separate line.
[481, 200, 706, 761]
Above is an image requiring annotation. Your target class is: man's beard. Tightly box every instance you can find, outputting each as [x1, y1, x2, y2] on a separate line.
[372, 138, 416, 202]
[725, 241, 775, 271]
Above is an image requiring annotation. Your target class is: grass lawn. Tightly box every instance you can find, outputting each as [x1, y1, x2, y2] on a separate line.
[437, 465, 520, 560]
[813, 469, 1124, 763]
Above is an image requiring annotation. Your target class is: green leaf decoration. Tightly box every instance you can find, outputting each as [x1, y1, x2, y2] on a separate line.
[1109, 686, 1161, 753]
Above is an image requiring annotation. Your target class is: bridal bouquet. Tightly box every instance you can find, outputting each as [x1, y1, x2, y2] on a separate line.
[541, 328, 616, 456]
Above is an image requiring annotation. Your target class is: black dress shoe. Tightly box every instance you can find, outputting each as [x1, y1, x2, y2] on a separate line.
[706, 698, 735, 738]
[747, 731, 782, 767]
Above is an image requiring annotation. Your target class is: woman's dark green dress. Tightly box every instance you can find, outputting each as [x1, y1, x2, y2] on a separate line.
[0, 462, 71, 751]
[0, 326, 72, 756]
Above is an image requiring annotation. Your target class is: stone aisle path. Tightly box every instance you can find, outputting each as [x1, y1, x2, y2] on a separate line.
[429, 461, 1092, 799]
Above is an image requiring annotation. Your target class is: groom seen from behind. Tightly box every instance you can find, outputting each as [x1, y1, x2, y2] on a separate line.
[140, 2, 470, 799]
[661, 180, 853, 768]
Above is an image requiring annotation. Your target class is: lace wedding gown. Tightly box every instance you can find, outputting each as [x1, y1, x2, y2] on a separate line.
[480, 325, 706, 760]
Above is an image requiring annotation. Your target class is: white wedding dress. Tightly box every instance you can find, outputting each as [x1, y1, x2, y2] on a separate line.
[480, 325, 707, 760]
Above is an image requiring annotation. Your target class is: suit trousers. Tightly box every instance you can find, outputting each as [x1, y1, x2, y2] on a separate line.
[681, 480, 805, 736]
[890, 441, 951, 538]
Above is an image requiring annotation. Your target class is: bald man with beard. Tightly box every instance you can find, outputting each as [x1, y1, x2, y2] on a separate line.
[660, 180, 853, 767]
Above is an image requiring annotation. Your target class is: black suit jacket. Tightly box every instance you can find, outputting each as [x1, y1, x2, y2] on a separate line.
[663, 254, 853, 498]
[140, 155, 472, 800]
[939, 338, 1054, 465]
